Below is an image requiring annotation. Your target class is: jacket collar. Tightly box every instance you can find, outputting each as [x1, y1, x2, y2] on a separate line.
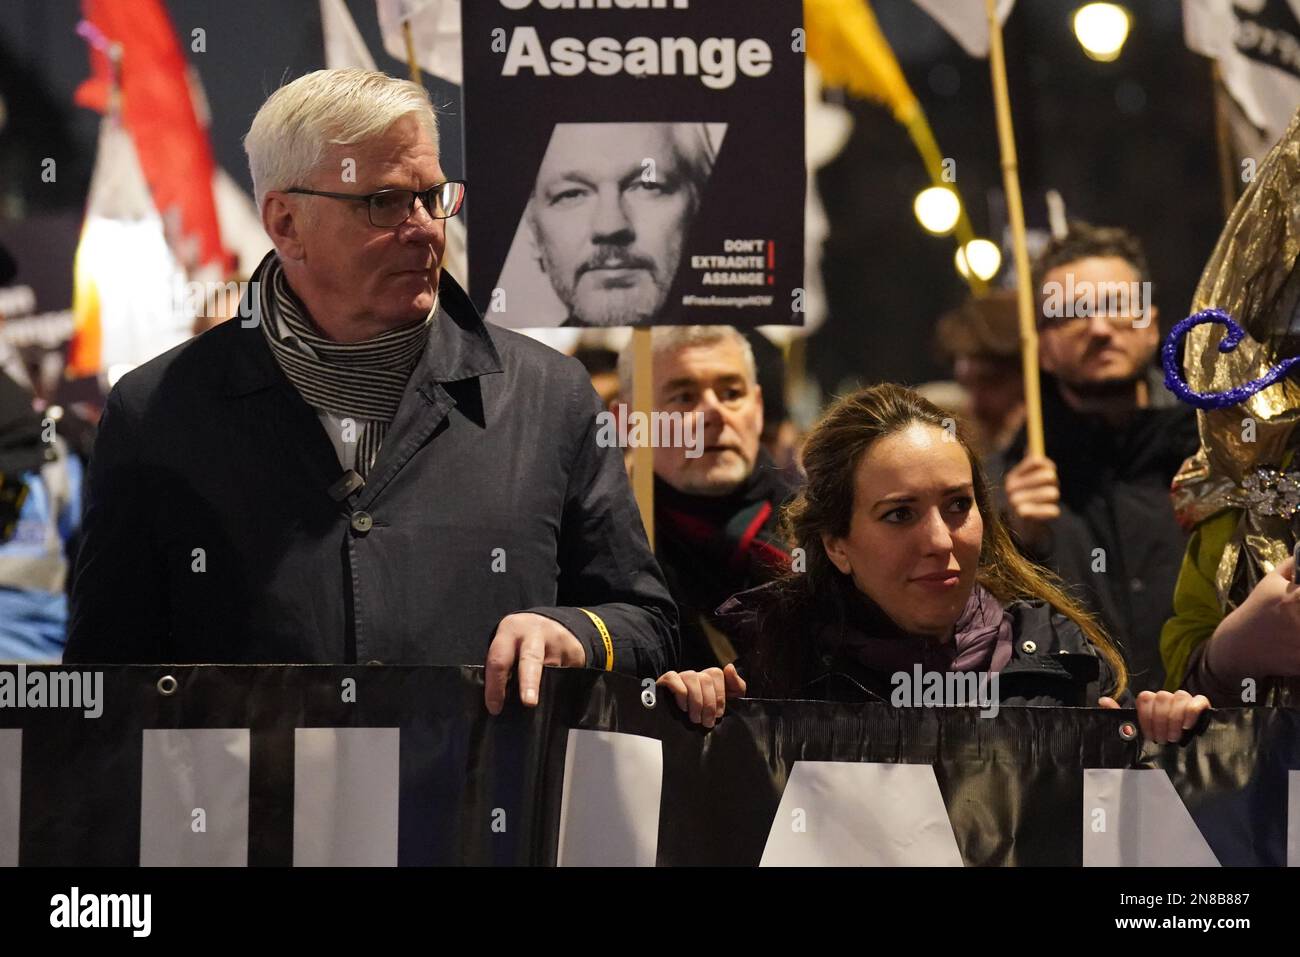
[419, 269, 505, 383]
[223, 265, 503, 397]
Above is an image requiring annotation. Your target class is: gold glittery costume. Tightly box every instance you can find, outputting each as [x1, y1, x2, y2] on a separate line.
[1171, 107, 1300, 613]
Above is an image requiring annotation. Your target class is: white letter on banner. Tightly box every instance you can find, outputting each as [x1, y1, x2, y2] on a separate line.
[1082, 769, 1219, 866]
[502, 27, 551, 77]
[556, 729, 662, 866]
[139, 729, 249, 866]
[759, 762, 963, 866]
[0, 730, 19, 867]
[294, 728, 400, 867]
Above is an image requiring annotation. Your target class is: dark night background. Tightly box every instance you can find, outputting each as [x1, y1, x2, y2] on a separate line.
[0, 0, 1225, 397]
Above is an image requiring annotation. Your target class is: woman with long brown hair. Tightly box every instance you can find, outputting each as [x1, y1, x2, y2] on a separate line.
[658, 384, 1208, 740]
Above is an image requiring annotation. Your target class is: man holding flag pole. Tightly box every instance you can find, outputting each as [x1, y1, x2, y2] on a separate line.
[914, 2, 1199, 699]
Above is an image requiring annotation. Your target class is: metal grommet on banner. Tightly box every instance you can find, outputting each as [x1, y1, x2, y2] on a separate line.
[1118, 721, 1138, 741]
[156, 675, 178, 697]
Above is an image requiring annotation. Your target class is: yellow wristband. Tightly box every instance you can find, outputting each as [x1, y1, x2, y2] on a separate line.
[579, 608, 614, 671]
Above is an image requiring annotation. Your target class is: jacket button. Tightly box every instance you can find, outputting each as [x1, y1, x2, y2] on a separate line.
[350, 510, 373, 534]
[1129, 577, 1145, 593]
[1021, 640, 1037, 654]
[821, 654, 833, 666]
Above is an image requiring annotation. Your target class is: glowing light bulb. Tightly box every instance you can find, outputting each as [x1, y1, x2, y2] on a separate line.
[955, 239, 1002, 281]
[913, 186, 961, 235]
[1073, 3, 1130, 63]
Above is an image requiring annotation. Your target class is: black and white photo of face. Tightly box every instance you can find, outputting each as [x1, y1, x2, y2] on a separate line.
[525, 123, 712, 327]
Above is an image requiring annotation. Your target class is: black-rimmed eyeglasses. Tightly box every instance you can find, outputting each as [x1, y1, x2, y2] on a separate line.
[286, 181, 467, 228]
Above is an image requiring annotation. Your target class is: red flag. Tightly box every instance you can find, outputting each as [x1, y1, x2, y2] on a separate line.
[75, 0, 233, 275]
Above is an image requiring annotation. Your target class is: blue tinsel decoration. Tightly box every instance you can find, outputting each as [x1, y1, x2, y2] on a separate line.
[1162, 308, 1300, 410]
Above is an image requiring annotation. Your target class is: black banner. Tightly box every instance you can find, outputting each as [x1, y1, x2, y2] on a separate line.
[460, 0, 805, 329]
[1, 665, 1298, 866]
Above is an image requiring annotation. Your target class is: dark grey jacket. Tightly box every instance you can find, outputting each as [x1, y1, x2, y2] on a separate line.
[64, 272, 678, 675]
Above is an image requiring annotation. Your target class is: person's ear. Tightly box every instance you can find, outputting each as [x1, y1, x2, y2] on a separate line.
[752, 383, 765, 436]
[263, 192, 306, 261]
[821, 531, 853, 576]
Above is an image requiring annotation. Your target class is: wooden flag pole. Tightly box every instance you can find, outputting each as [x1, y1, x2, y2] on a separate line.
[402, 19, 422, 84]
[985, 0, 1044, 458]
[632, 327, 655, 549]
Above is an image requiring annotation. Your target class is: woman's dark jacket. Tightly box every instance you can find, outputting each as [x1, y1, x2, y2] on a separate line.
[717, 582, 1129, 707]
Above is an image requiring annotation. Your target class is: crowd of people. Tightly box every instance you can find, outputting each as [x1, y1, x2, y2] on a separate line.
[3, 69, 1298, 751]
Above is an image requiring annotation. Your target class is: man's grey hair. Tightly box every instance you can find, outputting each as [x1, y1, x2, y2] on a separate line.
[617, 325, 757, 401]
[244, 68, 439, 210]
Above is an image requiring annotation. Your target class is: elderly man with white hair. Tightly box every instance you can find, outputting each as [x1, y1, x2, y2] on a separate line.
[619, 325, 795, 671]
[65, 70, 678, 712]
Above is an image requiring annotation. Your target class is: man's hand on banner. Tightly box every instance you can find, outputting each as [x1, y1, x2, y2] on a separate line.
[484, 613, 587, 715]
[1099, 690, 1211, 744]
[657, 663, 747, 729]
[1003, 454, 1060, 553]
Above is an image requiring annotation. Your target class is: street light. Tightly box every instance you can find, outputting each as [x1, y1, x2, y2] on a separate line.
[913, 186, 961, 235]
[1073, 3, 1130, 62]
[955, 239, 1002, 281]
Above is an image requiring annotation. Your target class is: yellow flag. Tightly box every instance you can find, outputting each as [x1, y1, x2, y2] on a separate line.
[805, 0, 919, 123]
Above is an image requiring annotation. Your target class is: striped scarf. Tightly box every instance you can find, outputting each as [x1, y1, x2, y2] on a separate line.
[257, 255, 431, 477]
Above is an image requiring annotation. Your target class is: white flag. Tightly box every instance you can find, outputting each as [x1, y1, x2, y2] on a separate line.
[321, 0, 378, 71]
[912, 0, 1015, 58]
[71, 114, 192, 382]
[375, 0, 462, 85]
[1184, 0, 1300, 155]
